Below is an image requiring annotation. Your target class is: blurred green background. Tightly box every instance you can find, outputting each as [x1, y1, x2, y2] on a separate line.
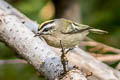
[0, 0, 120, 80]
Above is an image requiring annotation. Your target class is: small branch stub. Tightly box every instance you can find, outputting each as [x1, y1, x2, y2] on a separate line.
[58, 68, 87, 80]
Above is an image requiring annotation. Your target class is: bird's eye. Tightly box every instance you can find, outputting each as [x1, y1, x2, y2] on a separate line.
[43, 28, 49, 32]
[42, 26, 54, 32]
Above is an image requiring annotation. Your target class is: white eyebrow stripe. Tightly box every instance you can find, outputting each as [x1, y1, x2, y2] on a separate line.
[72, 23, 79, 29]
[43, 23, 55, 29]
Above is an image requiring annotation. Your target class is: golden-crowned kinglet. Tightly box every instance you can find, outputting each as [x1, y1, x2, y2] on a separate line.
[36, 18, 107, 48]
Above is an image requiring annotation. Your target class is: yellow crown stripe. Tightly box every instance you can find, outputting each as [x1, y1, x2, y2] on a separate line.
[39, 20, 54, 30]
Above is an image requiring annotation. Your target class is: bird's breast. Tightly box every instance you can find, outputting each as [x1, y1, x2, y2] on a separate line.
[42, 31, 89, 48]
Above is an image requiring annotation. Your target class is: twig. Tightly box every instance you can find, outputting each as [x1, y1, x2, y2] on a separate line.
[60, 40, 68, 74]
[82, 38, 120, 54]
[96, 54, 120, 62]
[0, 59, 27, 64]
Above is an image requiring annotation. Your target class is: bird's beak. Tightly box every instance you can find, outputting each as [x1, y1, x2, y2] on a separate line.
[34, 32, 43, 37]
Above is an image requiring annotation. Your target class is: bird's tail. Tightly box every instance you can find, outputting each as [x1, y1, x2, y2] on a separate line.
[89, 28, 108, 34]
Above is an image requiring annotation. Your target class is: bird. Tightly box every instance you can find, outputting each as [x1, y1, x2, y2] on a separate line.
[36, 18, 107, 48]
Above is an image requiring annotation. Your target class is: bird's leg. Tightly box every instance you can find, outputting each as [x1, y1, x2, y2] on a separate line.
[60, 40, 67, 74]
[60, 40, 73, 75]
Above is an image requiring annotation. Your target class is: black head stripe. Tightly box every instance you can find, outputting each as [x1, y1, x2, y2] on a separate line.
[38, 20, 54, 31]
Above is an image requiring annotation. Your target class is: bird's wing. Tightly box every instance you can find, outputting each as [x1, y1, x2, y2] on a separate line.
[61, 22, 108, 34]
[61, 26, 93, 34]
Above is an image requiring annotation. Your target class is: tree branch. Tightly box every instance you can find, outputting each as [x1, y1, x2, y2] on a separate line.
[96, 54, 120, 62]
[82, 38, 120, 54]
